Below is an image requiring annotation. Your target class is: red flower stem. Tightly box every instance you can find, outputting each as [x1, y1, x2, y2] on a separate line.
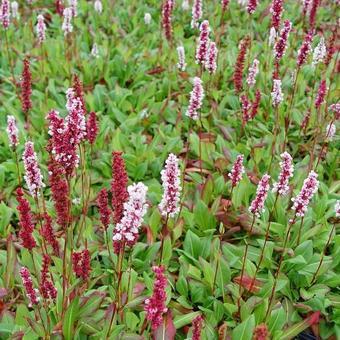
[265, 215, 296, 321]
[249, 193, 279, 292]
[310, 223, 336, 285]
[237, 214, 256, 313]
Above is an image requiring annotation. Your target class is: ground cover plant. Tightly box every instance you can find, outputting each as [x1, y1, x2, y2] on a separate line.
[0, 0, 339, 339]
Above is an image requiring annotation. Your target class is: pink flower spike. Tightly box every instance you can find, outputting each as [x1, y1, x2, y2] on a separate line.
[195, 20, 210, 65]
[329, 103, 340, 120]
[270, 0, 284, 30]
[23, 141, 45, 197]
[36, 14, 46, 44]
[325, 123, 336, 142]
[274, 20, 292, 61]
[246, 59, 259, 87]
[162, 0, 174, 42]
[159, 153, 181, 217]
[0, 0, 10, 29]
[249, 174, 271, 217]
[192, 315, 204, 340]
[86, 111, 98, 144]
[291, 170, 319, 217]
[247, 0, 258, 14]
[20, 267, 39, 306]
[205, 41, 218, 74]
[221, 0, 229, 12]
[272, 152, 294, 196]
[177, 46, 187, 71]
[186, 77, 204, 120]
[97, 188, 111, 229]
[191, 0, 202, 28]
[62, 7, 73, 35]
[314, 79, 327, 109]
[144, 266, 168, 330]
[297, 29, 314, 67]
[6, 115, 19, 148]
[335, 200, 340, 217]
[271, 78, 283, 107]
[228, 155, 245, 188]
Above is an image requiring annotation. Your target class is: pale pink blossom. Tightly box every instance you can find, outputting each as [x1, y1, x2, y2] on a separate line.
[195, 20, 210, 65]
[205, 41, 218, 74]
[62, 7, 73, 35]
[191, 0, 202, 28]
[177, 46, 187, 71]
[11, 1, 18, 19]
[272, 152, 294, 196]
[6, 115, 19, 148]
[94, 0, 102, 13]
[20, 267, 39, 307]
[228, 155, 245, 188]
[186, 77, 204, 120]
[312, 36, 326, 66]
[0, 0, 10, 29]
[249, 174, 271, 217]
[335, 200, 340, 217]
[36, 14, 46, 44]
[271, 78, 283, 107]
[325, 122, 336, 141]
[246, 59, 259, 87]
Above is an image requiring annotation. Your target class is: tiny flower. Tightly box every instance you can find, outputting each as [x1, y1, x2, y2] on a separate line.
[291, 170, 319, 217]
[192, 315, 204, 340]
[186, 76, 204, 120]
[268, 27, 277, 46]
[11, 1, 18, 19]
[271, 78, 283, 107]
[274, 20, 292, 61]
[162, 0, 174, 41]
[62, 7, 73, 35]
[205, 41, 218, 74]
[270, 0, 284, 30]
[6, 115, 19, 148]
[0, 0, 10, 29]
[182, 0, 189, 11]
[144, 266, 168, 330]
[297, 29, 314, 67]
[325, 122, 336, 141]
[36, 14, 46, 44]
[247, 0, 258, 14]
[97, 188, 111, 229]
[249, 174, 271, 217]
[191, 0, 202, 28]
[195, 20, 210, 65]
[177, 45, 187, 71]
[329, 103, 340, 120]
[23, 141, 45, 197]
[246, 58, 259, 87]
[86, 111, 98, 144]
[159, 154, 181, 217]
[112, 182, 148, 254]
[272, 152, 294, 196]
[94, 0, 102, 13]
[20, 267, 39, 306]
[228, 155, 245, 188]
[233, 36, 250, 92]
[312, 36, 326, 66]
[335, 200, 340, 217]
[221, 0, 229, 12]
[144, 12, 151, 24]
[314, 79, 327, 109]
[91, 43, 99, 58]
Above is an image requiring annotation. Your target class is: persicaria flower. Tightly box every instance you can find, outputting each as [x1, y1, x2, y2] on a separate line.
[270, 0, 284, 30]
[221, 0, 229, 12]
[62, 7, 73, 35]
[16, 187, 36, 250]
[36, 14, 46, 44]
[72, 74, 86, 113]
[94, 0, 102, 13]
[40, 213, 60, 256]
[192, 315, 204, 340]
[228, 155, 245, 188]
[23, 141, 45, 197]
[11, 1, 18, 19]
[182, 0, 189, 10]
[268, 27, 277, 46]
[233, 36, 250, 93]
[159, 153, 181, 217]
[205, 41, 218, 74]
[324, 31, 336, 66]
[97, 188, 111, 229]
[302, 0, 311, 16]
[21, 58, 32, 114]
[6, 115, 19, 148]
[325, 122, 336, 141]
[55, 0, 64, 16]
[0, 0, 10, 29]
[40, 254, 57, 300]
[271, 78, 283, 107]
[162, 0, 174, 42]
[177, 46, 187, 71]
[112, 182, 148, 254]
[144, 12, 151, 24]
[66, 97, 86, 143]
[292, 170, 319, 217]
[301, 110, 311, 132]
[250, 90, 261, 119]
[68, 0, 77, 16]
[246, 59, 259, 87]
[111, 151, 128, 224]
[309, 0, 320, 29]
[191, 0, 202, 28]
[272, 152, 294, 196]
[144, 266, 168, 330]
[240, 95, 251, 124]
[72, 249, 91, 279]
[297, 29, 314, 67]
[335, 200, 340, 217]
[86, 111, 98, 144]
[247, 0, 258, 14]
[274, 20, 292, 61]
[249, 174, 271, 217]
[20, 267, 39, 306]
[329, 103, 340, 120]
[195, 20, 210, 65]
[253, 323, 269, 340]
[312, 36, 326, 67]
[186, 77, 204, 120]
[91, 43, 99, 58]
[315, 79, 327, 109]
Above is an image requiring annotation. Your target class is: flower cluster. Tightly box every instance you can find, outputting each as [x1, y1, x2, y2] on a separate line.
[72, 249, 91, 279]
[274, 20, 292, 61]
[112, 182, 148, 254]
[91, 43, 99, 58]
[86, 111, 98, 144]
[40, 213, 60, 256]
[6, 115, 19, 148]
[0, 0, 10, 29]
[297, 29, 314, 67]
[97, 188, 111, 229]
[192, 315, 204, 340]
[23, 141, 45, 197]
[309, 0, 320, 29]
[162, 0, 174, 42]
[249, 174, 271, 217]
[111, 151, 128, 224]
[159, 154, 181, 217]
[271, 78, 283, 107]
[324, 31, 336, 66]
[325, 123, 336, 142]
[94, 0, 102, 13]
[253, 323, 269, 340]
[186, 77, 204, 120]
[191, 0, 202, 28]
[144, 266, 168, 330]
[272, 152, 294, 196]
[292, 170, 319, 217]
[195, 20, 210, 65]
[246, 59, 259, 87]
[55, 0, 64, 16]
[312, 36, 326, 66]
[221, 0, 229, 12]
[268, 27, 277, 46]
[20, 267, 39, 306]
[177, 46, 187, 71]
[314, 79, 327, 109]
[329, 103, 340, 120]
[270, 0, 284, 30]
[11, 1, 18, 19]
[16, 188, 36, 250]
[228, 155, 245, 188]
[247, 0, 258, 14]
[233, 36, 250, 92]
[335, 200, 340, 218]
[36, 14, 46, 44]
[144, 12, 151, 25]
[62, 7, 73, 35]
[73, 74, 86, 113]
[302, 0, 311, 16]
[40, 254, 57, 300]
[21, 58, 32, 114]
[69, 0, 77, 17]
[205, 41, 218, 74]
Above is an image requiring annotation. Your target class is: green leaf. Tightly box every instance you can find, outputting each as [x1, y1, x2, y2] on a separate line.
[173, 312, 201, 329]
[232, 315, 255, 340]
[63, 297, 80, 340]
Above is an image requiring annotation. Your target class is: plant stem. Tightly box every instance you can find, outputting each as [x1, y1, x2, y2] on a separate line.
[296, 217, 305, 246]
[159, 214, 169, 265]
